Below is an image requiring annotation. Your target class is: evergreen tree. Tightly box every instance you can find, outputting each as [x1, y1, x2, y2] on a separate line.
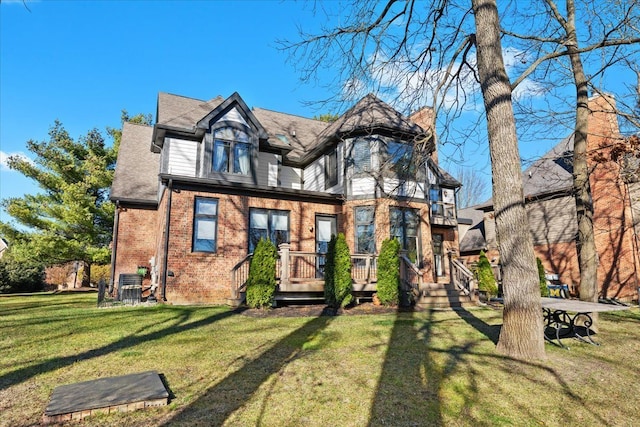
[0, 112, 152, 278]
[537, 258, 549, 297]
[246, 238, 278, 308]
[333, 233, 353, 308]
[476, 251, 498, 298]
[376, 238, 400, 306]
[323, 234, 337, 307]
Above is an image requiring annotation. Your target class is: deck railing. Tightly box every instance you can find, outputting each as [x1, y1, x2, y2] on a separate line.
[449, 255, 476, 297]
[230, 244, 381, 296]
[231, 254, 252, 299]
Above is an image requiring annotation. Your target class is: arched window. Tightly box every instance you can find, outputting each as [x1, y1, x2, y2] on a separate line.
[212, 127, 251, 175]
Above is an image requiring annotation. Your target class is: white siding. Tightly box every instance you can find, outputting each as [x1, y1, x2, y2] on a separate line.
[383, 179, 424, 198]
[304, 158, 324, 192]
[167, 138, 197, 177]
[281, 166, 302, 189]
[219, 107, 248, 126]
[351, 177, 376, 196]
[258, 152, 279, 187]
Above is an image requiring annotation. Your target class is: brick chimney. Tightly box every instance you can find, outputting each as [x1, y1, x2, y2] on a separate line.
[409, 106, 438, 163]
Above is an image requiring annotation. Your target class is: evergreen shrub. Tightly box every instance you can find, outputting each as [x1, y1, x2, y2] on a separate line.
[323, 235, 337, 307]
[324, 233, 353, 308]
[476, 250, 497, 298]
[246, 238, 278, 308]
[377, 238, 400, 306]
[537, 258, 549, 296]
[0, 256, 45, 294]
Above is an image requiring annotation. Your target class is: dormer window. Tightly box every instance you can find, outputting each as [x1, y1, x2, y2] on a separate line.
[212, 127, 251, 175]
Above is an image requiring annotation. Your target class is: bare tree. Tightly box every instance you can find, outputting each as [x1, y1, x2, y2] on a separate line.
[284, 0, 546, 359]
[502, 0, 640, 306]
[455, 166, 490, 208]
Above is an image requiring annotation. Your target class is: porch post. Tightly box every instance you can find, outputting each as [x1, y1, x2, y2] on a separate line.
[448, 250, 454, 287]
[279, 243, 291, 289]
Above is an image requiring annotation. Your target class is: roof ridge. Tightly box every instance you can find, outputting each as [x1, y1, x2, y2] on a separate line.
[158, 91, 208, 103]
[252, 106, 323, 122]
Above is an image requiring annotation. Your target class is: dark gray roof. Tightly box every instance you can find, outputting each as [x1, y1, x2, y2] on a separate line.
[458, 206, 488, 253]
[428, 158, 461, 188]
[252, 108, 329, 162]
[319, 93, 424, 140]
[157, 92, 225, 129]
[111, 122, 159, 203]
[522, 134, 574, 197]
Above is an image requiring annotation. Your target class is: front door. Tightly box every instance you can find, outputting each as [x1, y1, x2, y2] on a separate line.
[433, 233, 444, 277]
[316, 215, 337, 277]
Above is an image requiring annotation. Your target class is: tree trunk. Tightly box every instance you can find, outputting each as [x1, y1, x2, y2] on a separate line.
[566, 0, 599, 308]
[472, 0, 546, 359]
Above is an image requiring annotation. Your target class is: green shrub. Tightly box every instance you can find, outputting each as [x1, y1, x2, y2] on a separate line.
[476, 251, 497, 298]
[537, 258, 549, 296]
[0, 256, 45, 294]
[246, 238, 278, 308]
[377, 238, 400, 306]
[325, 233, 353, 308]
[91, 264, 111, 286]
[324, 235, 337, 307]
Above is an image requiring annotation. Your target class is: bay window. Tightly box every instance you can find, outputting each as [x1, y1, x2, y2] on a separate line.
[354, 206, 375, 253]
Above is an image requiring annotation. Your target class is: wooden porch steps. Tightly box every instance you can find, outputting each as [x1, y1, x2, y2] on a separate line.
[415, 282, 477, 309]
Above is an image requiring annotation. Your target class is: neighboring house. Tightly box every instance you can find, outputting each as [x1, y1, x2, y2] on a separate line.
[458, 94, 640, 302]
[110, 91, 463, 305]
[0, 238, 7, 259]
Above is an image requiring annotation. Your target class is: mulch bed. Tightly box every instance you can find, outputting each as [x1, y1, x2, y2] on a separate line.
[239, 302, 419, 318]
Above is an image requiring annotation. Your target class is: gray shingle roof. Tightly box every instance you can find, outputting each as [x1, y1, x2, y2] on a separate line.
[319, 93, 424, 140]
[522, 134, 574, 197]
[111, 122, 159, 203]
[157, 92, 225, 129]
[252, 108, 329, 162]
[458, 206, 488, 252]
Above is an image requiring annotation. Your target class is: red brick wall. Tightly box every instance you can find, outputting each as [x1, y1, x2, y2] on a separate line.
[162, 190, 342, 304]
[113, 206, 159, 295]
[585, 95, 639, 300]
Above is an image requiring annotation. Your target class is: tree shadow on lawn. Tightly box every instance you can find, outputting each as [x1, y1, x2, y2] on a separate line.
[160, 314, 334, 426]
[367, 305, 614, 427]
[0, 306, 240, 391]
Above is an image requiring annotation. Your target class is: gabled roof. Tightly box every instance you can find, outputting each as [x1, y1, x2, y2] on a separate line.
[319, 93, 424, 140]
[522, 134, 574, 197]
[427, 158, 461, 188]
[196, 92, 269, 140]
[457, 206, 488, 253]
[152, 92, 428, 165]
[111, 122, 160, 204]
[252, 108, 329, 162]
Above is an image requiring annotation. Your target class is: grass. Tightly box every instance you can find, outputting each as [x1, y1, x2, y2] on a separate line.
[1, 293, 639, 426]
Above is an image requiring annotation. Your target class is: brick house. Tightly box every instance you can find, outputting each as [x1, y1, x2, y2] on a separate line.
[110, 92, 468, 305]
[458, 94, 640, 302]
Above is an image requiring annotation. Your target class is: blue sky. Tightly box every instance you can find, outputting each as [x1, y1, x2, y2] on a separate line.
[1, 1, 638, 224]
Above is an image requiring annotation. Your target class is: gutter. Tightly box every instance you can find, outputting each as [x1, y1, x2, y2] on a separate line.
[109, 201, 120, 295]
[161, 179, 173, 301]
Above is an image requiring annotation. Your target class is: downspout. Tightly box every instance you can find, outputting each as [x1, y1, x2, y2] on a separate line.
[109, 201, 120, 295]
[161, 179, 173, 301]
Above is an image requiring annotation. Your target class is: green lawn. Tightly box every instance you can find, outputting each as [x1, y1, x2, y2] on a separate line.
[1, 292, 639, 427]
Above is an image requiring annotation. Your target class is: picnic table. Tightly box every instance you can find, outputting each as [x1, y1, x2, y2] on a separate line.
[541, 297, 630, 349]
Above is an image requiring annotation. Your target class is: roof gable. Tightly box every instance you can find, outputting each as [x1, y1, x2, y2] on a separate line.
[196, 92, 268, 140]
